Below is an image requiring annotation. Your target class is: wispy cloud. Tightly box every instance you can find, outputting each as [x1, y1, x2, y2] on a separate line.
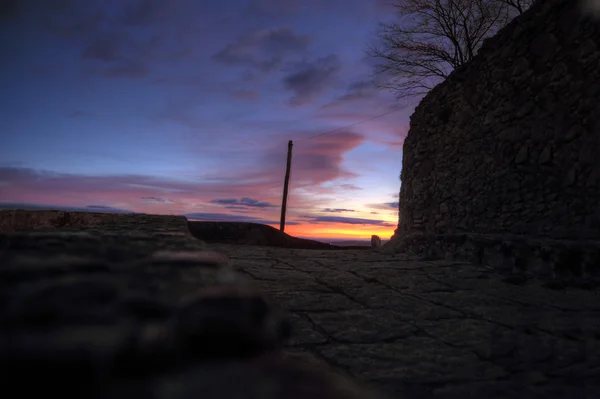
[277, 131, 364, 185]
[213, 28, 310, 72]
[323, 80, 379, 108]
[368, 201, 399, 211]
[184, 212, 299, 225]
[229, 89, 259, 101]
[302, 215, 395, 226]
[210, 197, 275, 208]
[322, 208, 356, 213]
[283, 54, 342, 106]
[339, 184, 362, 191]
[141, 196, 174, 204]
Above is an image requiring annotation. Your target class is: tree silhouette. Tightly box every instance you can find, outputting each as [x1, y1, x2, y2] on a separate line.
[367, 0, 533, 99]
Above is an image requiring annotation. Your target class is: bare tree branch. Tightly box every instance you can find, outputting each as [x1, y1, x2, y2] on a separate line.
[496, 0, 535, 14]
[367, 0, 533, 99]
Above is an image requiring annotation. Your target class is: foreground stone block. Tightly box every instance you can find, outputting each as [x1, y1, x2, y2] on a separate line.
[105, 353, 390, 399]
[0, 212, 392, 399]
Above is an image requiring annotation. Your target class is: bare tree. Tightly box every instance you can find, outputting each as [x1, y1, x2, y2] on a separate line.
[497, 0, 535, 14]
[367, 0, 533, 99]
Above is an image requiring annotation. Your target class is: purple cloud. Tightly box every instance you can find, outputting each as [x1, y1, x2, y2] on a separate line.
[229, 89, 259, 101]
[246, 0, 382, 16]
[282, 54, 342, 106]
[223, 206, 253, 213]
[261, 130, 364, 185]
[324, 80, 379, 108]
[322, 208, 356, 213]
[303, 215, 395, 226]
[81, 33, 123, 62]
[103, 59, 149, 79]
[121, 0, 164, 26]
[210, 197, 275, 208]
[368, 201, 400, 211]
[184, 212, 298, 225]
[80, 31, 152, 79]
[339, 184, 362, 191]
[141, 196, 173, 204]
[213, 28, 310, 72]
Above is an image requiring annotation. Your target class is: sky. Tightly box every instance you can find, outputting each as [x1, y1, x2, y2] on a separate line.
[0, 0, 415, 241]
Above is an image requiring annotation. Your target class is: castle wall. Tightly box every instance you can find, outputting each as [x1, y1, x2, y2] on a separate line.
[397, 0, 600, 241]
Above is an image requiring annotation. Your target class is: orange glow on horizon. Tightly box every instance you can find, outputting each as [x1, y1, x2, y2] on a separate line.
[269, 222, 395, 241]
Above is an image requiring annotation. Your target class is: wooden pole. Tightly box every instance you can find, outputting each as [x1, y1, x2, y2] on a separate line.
[280, 140, 293, 232]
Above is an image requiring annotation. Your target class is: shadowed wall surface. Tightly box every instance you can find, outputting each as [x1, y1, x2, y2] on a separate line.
[396, 0, 600, 241]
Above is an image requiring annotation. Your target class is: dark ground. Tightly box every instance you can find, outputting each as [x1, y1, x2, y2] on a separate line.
[1, 211, 599, 398]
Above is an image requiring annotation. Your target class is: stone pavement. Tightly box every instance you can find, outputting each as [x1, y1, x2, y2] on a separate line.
[1, 209, 599, 398]
[212, 244, 600, 399]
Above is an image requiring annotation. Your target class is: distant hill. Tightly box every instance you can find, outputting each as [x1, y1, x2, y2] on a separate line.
[187, 221, 371, 250]
[316, 239, 389, 247]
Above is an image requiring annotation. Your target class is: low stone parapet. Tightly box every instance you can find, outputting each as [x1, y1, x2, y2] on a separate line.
[0, 209, 192, 235]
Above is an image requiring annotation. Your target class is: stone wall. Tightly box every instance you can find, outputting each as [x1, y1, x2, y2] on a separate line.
[396, 0, 600, 242]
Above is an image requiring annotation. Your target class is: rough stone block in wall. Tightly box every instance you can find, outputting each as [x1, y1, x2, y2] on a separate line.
[395, 0, 600, 241]
[388, 232, 600, 287]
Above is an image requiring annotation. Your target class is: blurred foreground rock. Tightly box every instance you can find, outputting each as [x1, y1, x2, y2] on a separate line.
[0, 211, 391, 399]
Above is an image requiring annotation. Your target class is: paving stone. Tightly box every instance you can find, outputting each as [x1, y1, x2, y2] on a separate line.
[280, 348, 334, 369]
[413, 318, 592, 372]
[306, 309, 419, 343]
[346, 288, 465, 320]
[254, 279, 333, 294]
[363, 377, 436, 399]
[311, 270, 372, 289]
[353, 271, 458, 294]
[431, 380, 540, 399]
[269, 290, 364, 312]
[527, 383, 600, 399]
[3, 211, 600, 398]
[290, 259, 341, 272]
[287, 313, 329, 346]
[420, 291, 559, 326]
[350, 261, 430, 272]
[239, 265, 314, 281]
[228, 259, 280, 271]
[316, 338, 508, 384]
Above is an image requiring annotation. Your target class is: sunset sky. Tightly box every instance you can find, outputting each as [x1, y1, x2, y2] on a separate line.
[0, 0, 414, 241]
